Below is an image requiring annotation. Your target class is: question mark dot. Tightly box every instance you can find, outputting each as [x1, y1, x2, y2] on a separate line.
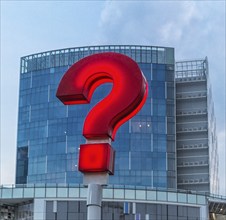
[78, 143, 115, 174]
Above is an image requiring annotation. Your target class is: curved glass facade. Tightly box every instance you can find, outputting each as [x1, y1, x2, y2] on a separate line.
[16, 45, 176, 189]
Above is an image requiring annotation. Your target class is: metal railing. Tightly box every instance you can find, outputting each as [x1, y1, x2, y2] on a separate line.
[20, 45, 174, 73]
[1, 184, 225, 204]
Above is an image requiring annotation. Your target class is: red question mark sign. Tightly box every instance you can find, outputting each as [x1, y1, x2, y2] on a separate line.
[56, 52, 148, 174]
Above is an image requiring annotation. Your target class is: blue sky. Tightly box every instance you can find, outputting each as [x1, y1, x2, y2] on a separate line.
[1, 1, 225, 195]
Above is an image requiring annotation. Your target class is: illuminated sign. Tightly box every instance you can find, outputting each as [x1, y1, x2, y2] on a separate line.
[56, 52, 148, 174]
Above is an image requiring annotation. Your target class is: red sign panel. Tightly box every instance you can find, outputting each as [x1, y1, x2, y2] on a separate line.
[56, 52, 148, 174]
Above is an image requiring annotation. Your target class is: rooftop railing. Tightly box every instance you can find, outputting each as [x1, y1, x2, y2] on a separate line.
[175, 58, 208, 78]
[20, 45, 174, 73]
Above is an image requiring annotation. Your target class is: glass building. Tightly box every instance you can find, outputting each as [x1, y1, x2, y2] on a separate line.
[3, 45, 223, 220]
[16, 45, 176, 189]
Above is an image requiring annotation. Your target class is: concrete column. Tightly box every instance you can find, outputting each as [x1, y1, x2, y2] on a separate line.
[33, 199, 45, 220]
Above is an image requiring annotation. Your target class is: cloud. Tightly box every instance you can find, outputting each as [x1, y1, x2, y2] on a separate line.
[181, 1, 202, 24]
[158, 1, 203, 43]
[96, 1, 225, 54]
[96, 1, 202, 44]
[159, 22, 182, 42]
[99, 1, 122, 27]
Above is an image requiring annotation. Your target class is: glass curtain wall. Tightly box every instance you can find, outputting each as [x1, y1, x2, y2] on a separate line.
[16, 45, 176, 189]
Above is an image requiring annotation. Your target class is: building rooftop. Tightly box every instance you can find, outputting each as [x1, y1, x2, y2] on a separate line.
[20, 45, 174, 73]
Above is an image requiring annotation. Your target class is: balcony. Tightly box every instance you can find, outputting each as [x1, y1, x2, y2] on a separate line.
[178, 178, 209, 185]
[176, 109, 207, 116]
[177, 160, 208, 168]
[176, 91, 207, 100]
[177, 126, 208, 133]
[176, 76, 206, 83]
[177, 143, 208, 150]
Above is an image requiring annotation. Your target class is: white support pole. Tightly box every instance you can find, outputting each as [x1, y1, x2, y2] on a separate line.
[84, 172, 109, 220]
[87, 184, 102, 220]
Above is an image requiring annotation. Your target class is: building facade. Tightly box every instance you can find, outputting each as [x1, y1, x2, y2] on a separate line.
[175, 58, 219, 194]
[16, 45, 176, 189]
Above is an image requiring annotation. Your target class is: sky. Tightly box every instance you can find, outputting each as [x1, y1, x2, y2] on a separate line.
[0, 1, 225, 195]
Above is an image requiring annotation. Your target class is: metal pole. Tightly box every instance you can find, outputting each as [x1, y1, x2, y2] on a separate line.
[87, 184, 102, 220]
[84, 173, 109, 220]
